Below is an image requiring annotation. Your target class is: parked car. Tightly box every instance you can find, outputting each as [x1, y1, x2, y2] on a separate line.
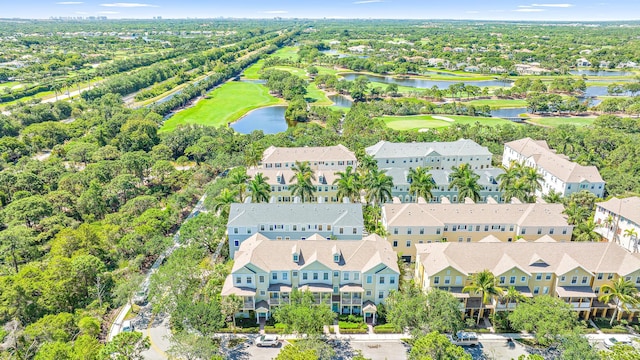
[133, 280, 149, 305]
[448, 331, 479, 346]
[255, 335, 279, 347]
[121, 320, 134, 333]
[604, 336, 631, 349]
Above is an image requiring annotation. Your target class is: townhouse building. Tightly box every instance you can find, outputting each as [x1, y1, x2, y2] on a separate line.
[366, 139, 493, 171]
[503, 138, 605, 198]
[260, 144, 357, 171]
[414, 241, 640, 321]
[366, 140, 505, 203]
[382, 202, 573, 262]
[594, 197, 640, 252]
[221, 234, 399, 323]
[385, 167, 505, 204]
[227, 203, 364, 258]
[247, 168, 343, 204]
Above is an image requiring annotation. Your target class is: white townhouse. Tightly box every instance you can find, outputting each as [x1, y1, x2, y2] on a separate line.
[594, 197, 640, 252]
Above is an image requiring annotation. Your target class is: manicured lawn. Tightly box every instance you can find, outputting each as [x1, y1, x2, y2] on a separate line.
[270, 66, 307, 77]
[467, 99, 528, 108]
[161, 81, 283, 132]
[381, 114, 515, 131]
[527, 116, 596, 127]
[306, 83, 333, 106]
[272, 46, 299, 60]
[242, 60, 264, 79]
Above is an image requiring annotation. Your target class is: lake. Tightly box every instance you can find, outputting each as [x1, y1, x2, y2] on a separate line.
[584, 86, 631, 97]
[230, 106, 288, 134]
[491, 108, 527, 118]
[339, 73, 511, 89]
[569, 70, 634, 77]
[329, 94, 353, 108]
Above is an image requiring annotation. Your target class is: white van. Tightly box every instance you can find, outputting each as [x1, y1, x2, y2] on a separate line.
[449, 331, 479, 346]
[121, 320, 134, 333]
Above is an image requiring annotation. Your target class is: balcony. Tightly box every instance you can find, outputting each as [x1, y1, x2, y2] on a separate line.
[242, 296, 255, 310]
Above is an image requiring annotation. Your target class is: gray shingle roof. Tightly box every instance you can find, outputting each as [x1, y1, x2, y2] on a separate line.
[228, 203, 364, 228]
[366, 139, 492, 159]
[386, 167, 504, 187]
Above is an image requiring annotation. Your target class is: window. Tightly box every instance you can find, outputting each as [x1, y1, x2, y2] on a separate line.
[545, 273, 552, 280]
[407, 228, 412, 235]
[581, 276, 587, 284]
[458, 237, 463, 243]
[380, 276, 385, 284]
[366, 290, 372, 296]
[318, 224, 323, 231]
[543, 287, 549, 294]
[327, 225, 331, 231]
[293, 254, 299, 262]
[549, 228, 554, 235]
[533, 286, 540, 295]
[434, 276, 440, 285]
[499, 276, 505, 284]
[536, 274, 542, 281]
[595, 287, 600, 294]
[234, 240, 239, 247]
[393, 228, 398, 235]
[378, 291, 384, 299]
[521, 276, 526, 283]
[293, 271, 298, 277]
[324, 273, 329, 280]
[353, 228, 357, 234]
[561, 276, 566, 282]
[334, 271, 339, 277]
[246, 276, 252, 284]
[597, 273, 603, 280]
[235, 276, 241, 284]
[344, 273, 349, 281]
[571, 276, 577, 284]
[390, 276, 396, 284]
[420, 228, 424, 235]
[510, 276, 516, 284]
[339, 227, 344, 234]
[333, 254, 340, 262]
[354, 273, 360, 281]
[272, 273, 277, 280]
[562, 228, 567, 235]
[313, 273, 319, 280]
[406, 240, 411, 247]
[636, 277, 640, 285]
[259, 276, 265, 283]
[393, 241, 398, 247]
[608, 273, 614, 280]
[444, 276, 451, 285]
[367, 275, 372, 284]
[303, 273, 308, 280]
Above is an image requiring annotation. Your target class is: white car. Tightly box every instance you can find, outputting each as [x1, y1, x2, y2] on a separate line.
[255, 335, 279, 347]
[448, 331, 479, 346]
[604, 336, 632, 349]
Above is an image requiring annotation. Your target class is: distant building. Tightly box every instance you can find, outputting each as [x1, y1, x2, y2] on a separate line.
[414, 241, 640, 321]
[576, 58, 592, 67]
[222, 234, 399, 323]
[503, 138, 605, 198]
[227, 203, 364, 258]
[594, 197, 640, 252]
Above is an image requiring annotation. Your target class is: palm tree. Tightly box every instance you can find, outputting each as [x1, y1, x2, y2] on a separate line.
[599, 278, 639, 326]
[244, 144, 263, 168]
[52, 82, 62, 102]
[463, 270, 505, 324]
[563, 202, 589, 225]
[624, 228, 639, 252]
[229, 170, 249, 203]
[503, 181, 528, 203]
[521, 167, 543, 202]
[449, 164, 482, 203]
[542, 190, 563, 204]
[357, 154, 378, 175]
[289, 161, 316, 203]
[364, 168, 393, 206]
[333, 166, 361, 203]
[575, 219, 600, 242]
[248, 173, 271, 203]
[212, 188, 238, 219]
[408, 167, 435, 203]
[501, 286, 526, 310]
[497, 162, 521, 194]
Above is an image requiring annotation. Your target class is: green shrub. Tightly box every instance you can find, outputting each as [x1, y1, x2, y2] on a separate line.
[218, 327, 259, 334]
[339, 328, 368, 334]
[374, 324, 401, 334]
[0, 329, 6, 343]
[338, 321, 367, 330]
[264, 326, 287, 334]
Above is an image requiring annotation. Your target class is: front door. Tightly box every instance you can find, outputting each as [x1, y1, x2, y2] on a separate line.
[332, 302, 339, 312]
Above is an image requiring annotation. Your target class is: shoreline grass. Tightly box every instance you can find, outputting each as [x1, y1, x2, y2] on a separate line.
[381, 114, 514, 131]
[160, 81, 283, 132]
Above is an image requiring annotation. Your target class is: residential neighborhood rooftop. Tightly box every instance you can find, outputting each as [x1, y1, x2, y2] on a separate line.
[416, 241, 640, 277]
[366, 139, 492, 159]
[383, 202, 570, 227]
[505, 138, 604, 183]
[261, 144, 356, 164]
[596, 197, 640, 226]
[227, 202, 364, 228]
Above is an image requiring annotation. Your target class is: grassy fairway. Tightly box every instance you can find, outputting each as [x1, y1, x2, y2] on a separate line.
[527, 117, 596, 127]
[161, 82, 283, 132]
[272, 46, 299, 60]
[381, 115, 515, 131]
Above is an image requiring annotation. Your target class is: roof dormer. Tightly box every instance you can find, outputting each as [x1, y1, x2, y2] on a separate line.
[332, 244, 341, 263]
[292, 244, 300, 263]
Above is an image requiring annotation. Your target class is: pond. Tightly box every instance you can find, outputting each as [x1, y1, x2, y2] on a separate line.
[584, 86, 631, 97]
[569, 70, 634, 77]
[339, 73, 511, 89]
[239, 79, 267, 85]
[491, 108, 528, 118]
[329, 94, 353, 108]
[230, 106, 288, 134]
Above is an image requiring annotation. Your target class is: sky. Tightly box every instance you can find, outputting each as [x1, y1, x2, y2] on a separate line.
[2, 0, 640, 21]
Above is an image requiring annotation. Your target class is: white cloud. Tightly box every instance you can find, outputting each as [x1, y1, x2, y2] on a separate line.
[531, 3, 574, 7]
[56, 1, 84, 4]
[263, 10, 288, 14]
[100, 2, 158, 7]
[99, 11, 120, 14]
[514, 8, 545, 12]
[353, 0, 383, 4]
